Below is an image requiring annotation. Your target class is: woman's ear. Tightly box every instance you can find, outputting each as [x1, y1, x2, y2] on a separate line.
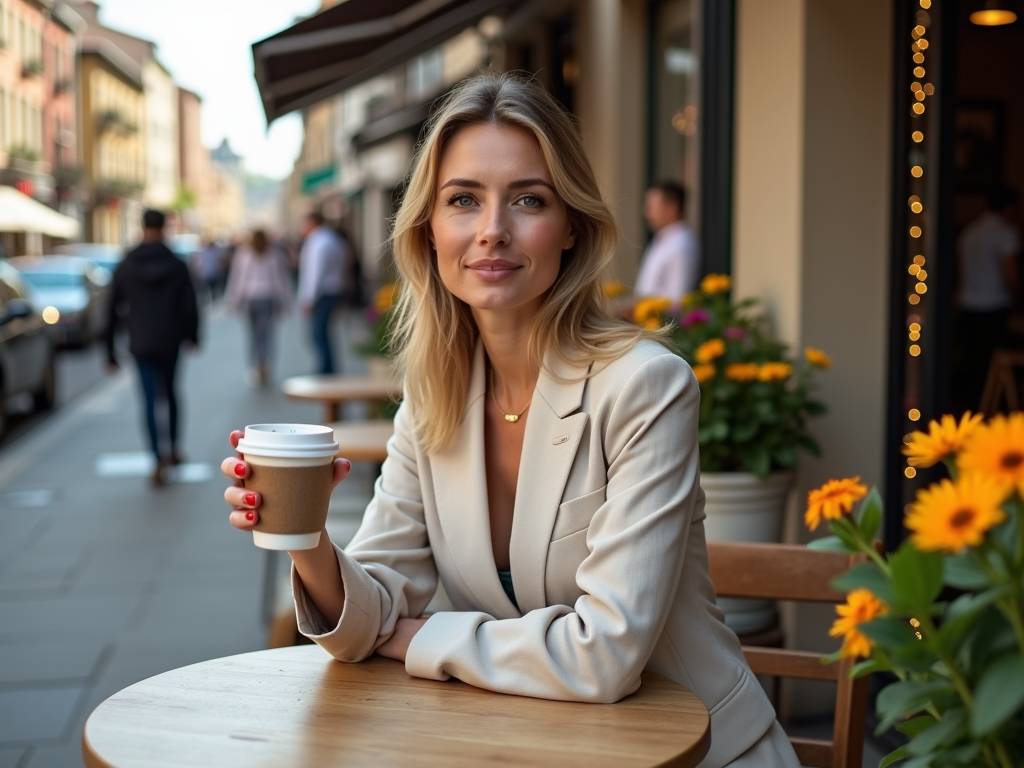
[563, 224, 577, 251]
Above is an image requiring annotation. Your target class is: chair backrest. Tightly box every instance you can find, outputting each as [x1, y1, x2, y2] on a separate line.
[706, 541, 870, 768]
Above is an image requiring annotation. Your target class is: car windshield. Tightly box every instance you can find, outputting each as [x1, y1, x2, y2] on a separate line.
[19, 271, 83, 289]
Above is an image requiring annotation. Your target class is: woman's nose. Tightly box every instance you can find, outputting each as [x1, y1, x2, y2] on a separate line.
[477, 204, 511, 246]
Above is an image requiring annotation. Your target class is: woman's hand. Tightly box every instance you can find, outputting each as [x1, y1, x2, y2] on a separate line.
[376, 617, 430, 662]
[221, 429, 352, 532]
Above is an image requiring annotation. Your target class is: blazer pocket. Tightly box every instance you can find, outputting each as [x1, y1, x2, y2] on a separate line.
[551, 484, 607, 541]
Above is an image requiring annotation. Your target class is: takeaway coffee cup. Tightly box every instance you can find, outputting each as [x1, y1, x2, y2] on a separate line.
[236, 424, 339, 550]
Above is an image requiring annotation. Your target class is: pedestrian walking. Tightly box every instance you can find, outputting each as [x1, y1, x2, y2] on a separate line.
[298, 211, 347, 374]
[193, 236, 226, 303]
[224, 229, 292, 387]
[106, 209, 200, 486]
[634, 180, 699, 300]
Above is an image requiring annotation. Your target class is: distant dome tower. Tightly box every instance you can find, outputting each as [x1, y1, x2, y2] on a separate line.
[210, 138, 243, 180]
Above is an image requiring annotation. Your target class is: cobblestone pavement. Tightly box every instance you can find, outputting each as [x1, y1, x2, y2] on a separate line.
[0, 307, 376, 768]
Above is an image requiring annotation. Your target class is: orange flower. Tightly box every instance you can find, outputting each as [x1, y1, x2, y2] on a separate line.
[632, 297, 672, 325]
[602, 280, 629, 298]
[725, 363, 760, 382]
[700, 274, 732, 294]
[905, 474, 1007, 554]
[957, 413, 1024, 498]
[804, 347, 833, 369]
[692, 364, 716, 384]
[903, 412, 983, 468]
[644, 318, 662, 331]
[757, 362, 793, 382]
[695, 338, 726, 364]
[829, 589, 888, 658]
[374, 283, 397, 313]
[805, 477, 869, 531]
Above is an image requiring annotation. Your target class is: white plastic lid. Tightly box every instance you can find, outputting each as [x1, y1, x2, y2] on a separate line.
[236, 424, 339, 459]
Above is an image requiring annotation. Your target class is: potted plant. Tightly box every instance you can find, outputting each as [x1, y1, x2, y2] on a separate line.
[355, 283, 398, 379]
[807, 412, 1024, 767]
[632, 275, 831, 632]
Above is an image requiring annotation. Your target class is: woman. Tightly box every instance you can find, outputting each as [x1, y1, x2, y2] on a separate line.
[224, 229, 292, 386]
[222, 74, 798, 767]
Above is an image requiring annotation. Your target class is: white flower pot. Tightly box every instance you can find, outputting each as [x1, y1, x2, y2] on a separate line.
[700, 471, 794, 635]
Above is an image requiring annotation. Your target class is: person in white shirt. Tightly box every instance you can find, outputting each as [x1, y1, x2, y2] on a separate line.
[957, 187, 1020, 409]
[224, 230, 293, 386]
[634, 181, 699, 300]
[298, 212, 348, 374]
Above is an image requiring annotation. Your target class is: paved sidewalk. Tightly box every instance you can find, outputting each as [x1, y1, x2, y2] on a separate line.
[0, 308, 376, 768]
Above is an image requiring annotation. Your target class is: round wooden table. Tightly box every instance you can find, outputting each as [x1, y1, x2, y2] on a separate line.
[282, 374, 402, 423]
[83, 647, 710, 768]
[330, 419, 394, 462]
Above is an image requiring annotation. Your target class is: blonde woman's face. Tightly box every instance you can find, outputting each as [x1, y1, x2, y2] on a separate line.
[429, 123, 576, 317]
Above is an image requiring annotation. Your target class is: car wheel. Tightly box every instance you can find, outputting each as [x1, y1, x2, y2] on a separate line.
[33, 354, 57, 411]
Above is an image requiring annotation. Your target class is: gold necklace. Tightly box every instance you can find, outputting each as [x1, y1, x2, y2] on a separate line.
[489, 370, 530, 423]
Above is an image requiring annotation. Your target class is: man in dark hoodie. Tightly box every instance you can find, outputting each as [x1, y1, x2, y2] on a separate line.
[106, 209, 200, 485]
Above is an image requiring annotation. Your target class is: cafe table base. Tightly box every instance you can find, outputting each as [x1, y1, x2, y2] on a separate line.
[83, 646, 710, 767]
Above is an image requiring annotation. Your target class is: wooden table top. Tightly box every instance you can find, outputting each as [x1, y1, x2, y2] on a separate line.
[82, 647, 710, 768]
[331, 419, 394, 462]
[282, 374, 402, 403]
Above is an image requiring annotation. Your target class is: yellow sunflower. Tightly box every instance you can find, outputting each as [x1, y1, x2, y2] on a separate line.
[374, 284, 397, 313]
[700, 274, 732, 294]
[805, 477, 869, 531]
[903, 412, 983, 468]
[632, 297, 672, 325]
[905, 474, 1007, 554]
[725, 362, 760, 382]
[602, 280, 629, 298]
[804, 347, 833, 369]
[644, 318, 662, 331]
[692, 364, 716, 384]
[695, 338, 726, 364]
[757, 362, 793, 382]
[829, 589, 888, 659]
[957, 413, 1024, 497]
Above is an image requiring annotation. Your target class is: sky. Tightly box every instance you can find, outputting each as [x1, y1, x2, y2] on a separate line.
[93, 0, 322, 179]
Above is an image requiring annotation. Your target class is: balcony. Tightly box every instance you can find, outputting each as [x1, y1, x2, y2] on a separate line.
[21, 58, 44, 78]
[97, 109, 138, 137]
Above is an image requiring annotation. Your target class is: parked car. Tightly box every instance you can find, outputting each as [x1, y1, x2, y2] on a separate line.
[53, 242, 124, 276]
[7, 256, 111, 347]
[0, 262, 57, 439]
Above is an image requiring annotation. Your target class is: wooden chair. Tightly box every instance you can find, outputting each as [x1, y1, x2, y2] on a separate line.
[979, 349, 1024, 415]
[706, 542, 870, 768]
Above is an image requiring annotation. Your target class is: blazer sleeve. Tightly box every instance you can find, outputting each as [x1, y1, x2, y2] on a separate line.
[291, 399, 439, 661]
[405, 352, 701, 703]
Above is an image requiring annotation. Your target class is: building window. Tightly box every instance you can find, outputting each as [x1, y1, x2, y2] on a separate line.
[407, 49, 443, 100]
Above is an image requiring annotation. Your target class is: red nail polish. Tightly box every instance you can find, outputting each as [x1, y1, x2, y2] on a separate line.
[244, 492, 256, 506]
[245, 511, 255, 521]
[234, 463, 246, 477]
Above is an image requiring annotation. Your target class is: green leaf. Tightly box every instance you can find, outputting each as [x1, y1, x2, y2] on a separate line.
[879, 746, 910, 768]
[943, 554, 990, 590]
[907, 708, 966, 755]
[938, 587, 1010, 647]
[941, 743, 981, 764]
[831, 520, 865, 553]
[797, 435, 822, 456]
[857, 486, 883, 543]
[831, 562, 895, 605]
[808, 535, 856, 554]
[901, 756, 934, 768]
[876, 679, 951, 732]
[889, 544, 943, 609]
[895, 715, 936, 737]
[851, 657, 890, 677]
[969, 654, 1024, 736]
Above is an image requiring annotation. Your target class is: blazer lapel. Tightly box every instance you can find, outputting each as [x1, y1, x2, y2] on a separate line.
[430, 342, 521, 618]
[509, 353, 590, 613]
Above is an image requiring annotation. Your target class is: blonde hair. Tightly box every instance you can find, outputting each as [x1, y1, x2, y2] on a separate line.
[391, 72, 657, 453]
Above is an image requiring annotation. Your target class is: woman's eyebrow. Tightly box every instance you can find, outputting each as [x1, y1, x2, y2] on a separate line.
[439, 177, 555, 191]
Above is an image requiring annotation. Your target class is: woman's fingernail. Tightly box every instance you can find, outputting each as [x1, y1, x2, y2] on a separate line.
[234, 463, 246, 477]
[244, 492, 256, 506]
[245, 511, 255, 522]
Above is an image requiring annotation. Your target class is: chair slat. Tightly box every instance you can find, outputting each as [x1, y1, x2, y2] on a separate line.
[791, 737, 833, 768]
[707, 542, 850, 602]
[742, 647, 838, 681]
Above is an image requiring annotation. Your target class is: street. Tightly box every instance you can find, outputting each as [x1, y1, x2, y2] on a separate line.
[0, 307, 376, 768]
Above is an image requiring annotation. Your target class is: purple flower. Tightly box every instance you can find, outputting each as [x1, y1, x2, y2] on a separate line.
[365, 308, 381, 323]
[682, 309, 711, 327]
[723, 326, 746, 340]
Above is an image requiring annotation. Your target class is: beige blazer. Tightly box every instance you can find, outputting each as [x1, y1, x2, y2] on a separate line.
[293, 339, 778, 767]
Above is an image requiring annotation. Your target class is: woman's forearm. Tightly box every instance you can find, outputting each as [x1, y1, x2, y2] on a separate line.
[290, 530, 346, 626]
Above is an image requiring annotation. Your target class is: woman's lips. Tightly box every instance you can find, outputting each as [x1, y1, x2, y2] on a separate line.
[467, 261, 521, 281]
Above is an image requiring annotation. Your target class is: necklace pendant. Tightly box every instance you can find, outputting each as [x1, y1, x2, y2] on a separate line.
[504, 414, 520, 423]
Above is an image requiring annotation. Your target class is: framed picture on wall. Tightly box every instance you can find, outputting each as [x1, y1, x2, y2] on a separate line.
[954, 101, 1005, 192]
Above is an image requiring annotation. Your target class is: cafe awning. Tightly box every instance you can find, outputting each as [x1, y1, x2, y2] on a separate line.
[252, 0, 511, 123]
[0, 186, 80, 239]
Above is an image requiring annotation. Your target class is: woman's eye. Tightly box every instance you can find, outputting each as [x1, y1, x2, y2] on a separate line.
[519, 195, 544, 208]
[449, 194, 474, 207]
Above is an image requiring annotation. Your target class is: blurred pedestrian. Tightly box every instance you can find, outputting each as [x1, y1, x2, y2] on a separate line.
[956, 186, 1020, 409]
[106, 209, 200, 486]
[224, 229, 292, 387]
[193, 236, 225, 303]
[298, 211, 348, 374]
[634, 181, 699, 300]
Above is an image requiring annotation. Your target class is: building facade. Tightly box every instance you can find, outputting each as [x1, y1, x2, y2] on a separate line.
[176, 86, 207, 233]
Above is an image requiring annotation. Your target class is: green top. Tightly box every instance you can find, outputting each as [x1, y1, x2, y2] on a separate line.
[497, 569, 518, 609]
